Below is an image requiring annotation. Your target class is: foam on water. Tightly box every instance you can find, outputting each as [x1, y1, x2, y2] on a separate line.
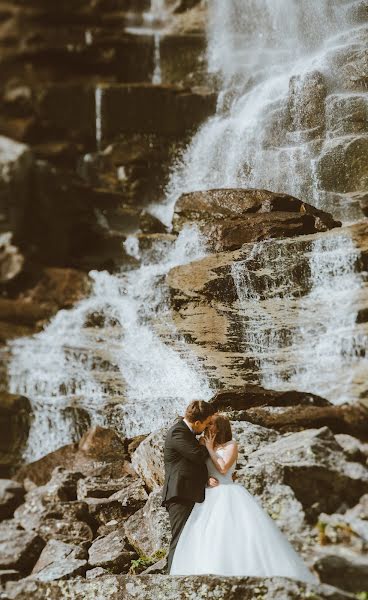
[9, 227, 212, 460]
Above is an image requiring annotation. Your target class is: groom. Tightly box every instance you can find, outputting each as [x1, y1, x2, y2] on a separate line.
[162, 400, 218, 571]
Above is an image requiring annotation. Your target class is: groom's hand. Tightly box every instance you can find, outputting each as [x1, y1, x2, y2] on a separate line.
[208, 477, 219, 487]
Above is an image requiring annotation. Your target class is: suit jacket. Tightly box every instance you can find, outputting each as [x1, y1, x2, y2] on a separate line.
[162, 419, 209, 506]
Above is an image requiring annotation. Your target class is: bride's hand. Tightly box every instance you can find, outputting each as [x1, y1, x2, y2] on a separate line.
[204, 431, 216, 450]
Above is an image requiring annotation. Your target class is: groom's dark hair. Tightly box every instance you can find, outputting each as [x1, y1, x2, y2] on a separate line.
[185, 400, 215, 423]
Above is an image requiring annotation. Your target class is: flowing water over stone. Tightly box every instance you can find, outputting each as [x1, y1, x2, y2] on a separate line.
[154, 0, 367, 225]
[9, 227, 212, 461]
[231, 231, 368, 404]
[7, 0, 368, 460]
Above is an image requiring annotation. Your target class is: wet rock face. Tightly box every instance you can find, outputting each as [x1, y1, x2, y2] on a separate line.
[0, 393, 32, 477]
[31, 540, 87, 582]
[167, 220, 368, 398]
[0, 520, 45, 575]
[0, 138, 33, 239]
[124, 491, 171, 557]
[173, 188, 341, 252]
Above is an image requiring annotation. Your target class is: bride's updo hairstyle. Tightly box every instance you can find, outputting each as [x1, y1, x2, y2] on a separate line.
[212, 414, 232, 446]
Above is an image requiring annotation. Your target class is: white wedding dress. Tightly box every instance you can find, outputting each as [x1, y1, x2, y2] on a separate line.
[170, 447, 317, 581]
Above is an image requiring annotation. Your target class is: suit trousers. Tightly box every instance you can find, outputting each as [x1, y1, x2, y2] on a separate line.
[166, 500, 195, 572]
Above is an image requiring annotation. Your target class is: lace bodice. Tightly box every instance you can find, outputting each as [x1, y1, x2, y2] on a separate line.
[206, 446, 236, 484]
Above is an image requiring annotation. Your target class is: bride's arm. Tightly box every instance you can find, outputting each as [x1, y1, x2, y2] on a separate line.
[204, 435, 238, 475]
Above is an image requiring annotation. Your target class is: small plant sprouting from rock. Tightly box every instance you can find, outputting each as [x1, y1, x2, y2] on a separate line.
[129, 549, 167, 574]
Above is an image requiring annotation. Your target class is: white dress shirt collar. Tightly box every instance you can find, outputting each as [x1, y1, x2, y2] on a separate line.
[183, 418, 195, 435]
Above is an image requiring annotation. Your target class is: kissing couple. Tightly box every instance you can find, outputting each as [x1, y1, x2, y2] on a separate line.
[162, 399, 317, 580]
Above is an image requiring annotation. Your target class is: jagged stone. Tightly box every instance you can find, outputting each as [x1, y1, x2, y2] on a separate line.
[241, 427, 368, 521]
[124, 491, 171, 557]
[0, 480, 24, 521]
[3, 574, 355, 600]
[15, 427, 134, 487]
[0, 520, 45, 574]
[0, 393, 32, 477]
[88, 527, 135, 573]
[313, 547, 368, 593]
[84, 478, 147, 525]
[172, 188, 341, 252]
[0, 137, 33, 237]
[131, 429, 166, 491]
[31, 539, 87, 582]
[317, 135, 368, 193]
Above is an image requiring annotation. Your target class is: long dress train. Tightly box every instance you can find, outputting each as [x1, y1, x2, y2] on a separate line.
[170, 447, 317, 582]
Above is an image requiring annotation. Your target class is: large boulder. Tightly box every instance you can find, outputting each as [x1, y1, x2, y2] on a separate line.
[3, 574, 355, 600]
[240, 427, 368, 521]
[0, 520, 45, 575]
[13, 467, 94, 546]
[88, 527, 135, 574]
[172, 188, 341, 252]
[167, 221, 368, 400]
[97, 84, 217, 144]
[31, 540, 87, 582]
[124, 491, 171, 557]
[15, 426, 133, 487]
[0, 392, 32, 476]
[131, 429, 166, 491]
[209, 386, 368, 437]
[316, 135, 368, 193]
[0, 137, 33, 237]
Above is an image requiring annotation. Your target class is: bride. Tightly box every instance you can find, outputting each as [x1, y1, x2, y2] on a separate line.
[170, 414, 317, 581]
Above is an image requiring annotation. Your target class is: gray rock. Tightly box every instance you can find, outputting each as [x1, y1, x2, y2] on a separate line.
[335, 433, 368, 464]
[76, 476, 132, 500]
[0, 233, 24, 285]
[0, 480, 25, 521]
[231, 421, 279, 466]
[0, 520, 44, 574]
[0, 392, 32, 477]
[83, 477, 148, 525]
[316, 135, 368, 193]
[3, 575, 355, 600]
[245, 427, 368, 519]
[0, 570, 21, 585]
[31, 539, 87, 582]
[88, 527, 134, 574]
[86, 567, 109, 579]
[131, 429, 166, 491]
[124, 491, 171, 557]
[313, 547, 368, 593]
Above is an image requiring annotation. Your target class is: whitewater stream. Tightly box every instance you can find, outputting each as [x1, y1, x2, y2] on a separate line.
[8, 0, 368, 460]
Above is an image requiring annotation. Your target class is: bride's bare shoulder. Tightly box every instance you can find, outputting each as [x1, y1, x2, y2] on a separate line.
[224, 440, 238, 451]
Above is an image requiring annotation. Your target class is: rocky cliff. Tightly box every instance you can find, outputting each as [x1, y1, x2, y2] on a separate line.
[0, 0, 367, 598]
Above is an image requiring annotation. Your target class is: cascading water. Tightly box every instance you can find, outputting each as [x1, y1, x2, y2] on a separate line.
[231, 232, 368, 404]
[9, 227, 212, 461]
[6, 1, 368, 460]
[153, 0, 366, 225]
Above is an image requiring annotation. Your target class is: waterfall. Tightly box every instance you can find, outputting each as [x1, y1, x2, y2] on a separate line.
[152, 33, 162, 85]
[231, 231, 368, 404]
[153, 0, 365, 225]
[6, 1, 368, 461]
[95, 86, 103, 151]
[9, 227, 212, 461]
